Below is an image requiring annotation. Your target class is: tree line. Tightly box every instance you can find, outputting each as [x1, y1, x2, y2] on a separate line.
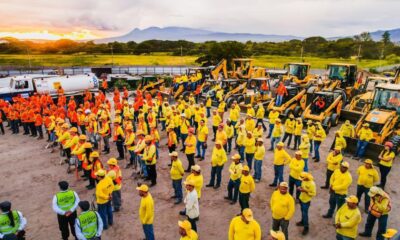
[1, 31, 399, 65]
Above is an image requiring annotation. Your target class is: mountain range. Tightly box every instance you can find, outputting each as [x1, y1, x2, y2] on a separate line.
[95, 26, 400, 43]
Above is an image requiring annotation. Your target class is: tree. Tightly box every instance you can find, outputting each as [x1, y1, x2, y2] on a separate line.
[382, 31, 391, 46]
[195, 41, 250, 67]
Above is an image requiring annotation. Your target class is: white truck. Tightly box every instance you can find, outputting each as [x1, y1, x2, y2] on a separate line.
[0, 73, 99, 101]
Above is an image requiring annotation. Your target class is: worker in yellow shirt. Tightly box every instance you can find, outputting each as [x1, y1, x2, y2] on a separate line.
[378, 142, 395, 189]
[95, 169, 114, 229]
[333, 131, 347, 153]
[228, 208, 261, 240]
[340, 120, 355, 138]
[206, 96, 212, 118]
[217, 100, 226, 120]
[206, 141, 227, 189]
[269, 118, 283, 151]
[356, 159, 379, 211]
[270, 230, 285, 240]
[124, 125, 136, 168]
[354, 123, 373, 159]
[255, 102, 266, 131]
[323, 161, 352, 218]
[186, 165, 204, 199]
[169, 151, 184, 204]
[143, 135, 157, 186]
[178, 220, 198, 240]
[245, 114, 256, 132]
[238, 165, 255, 212]
[225, 154, 243, 204]
[297, 172, 316, 235]
[293, 118, 303, 150]
[98, 116, 111, 154]
[243, 132, 256, 170]
[298, 135, 310, 172]
[359, 186, 391, 239]
[113, 120, 125, 160]
[321, 147, 343, 189]
[180, 114, 191, 152]
[136, 184, 155, 240]
[252, 123, 263, 139]
[267, 109, 280, 139]
[184, 128, 197, 172]
[335, 196, 362, 240]
[270, 142, 291, 187]
[195, 119, 208, 161]
[246, 104, 255, 117]
[212, 110, 222, 141]
[63, 127, 79, 164]
[282, 114, 295, 147]
[107, 158, 122, 212]
[253, 138, 265, 182]
[270, 182, 295, 240]
[313, 122, 326, 162]
[225, 119, 234, 153]
[216, 123, 228, 149]
[288, 151, 305, 200]
[236, 121, 246, 160]
[306, 120, 315, 153]
[229, 104, 240, 135]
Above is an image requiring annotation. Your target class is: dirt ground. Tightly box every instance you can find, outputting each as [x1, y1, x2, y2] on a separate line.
[0, 109, 399, 240]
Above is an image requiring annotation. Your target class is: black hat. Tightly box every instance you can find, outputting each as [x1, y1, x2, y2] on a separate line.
[58, 181, 69, 191]
[78, 201, 90, 211]
[0, 201, 11, 212]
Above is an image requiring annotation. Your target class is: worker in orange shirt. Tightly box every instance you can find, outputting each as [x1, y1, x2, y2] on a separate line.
[27, 107, 37, 137]
[20, 108, 30, 135]
[276, 81, 288, 106]
[77, 109, 86, 134]
[113, 89, 120, 104]
[0, 109, 4, 135]
[69, 109, 78, 128]
[123, 86, 129, 100]
[34, 109, 44, 139]
[101, 79, 108, 94]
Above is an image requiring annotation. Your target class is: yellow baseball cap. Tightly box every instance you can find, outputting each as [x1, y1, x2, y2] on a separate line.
[257, 138, 264, 143]
[270, 230, 285, 240]
[231, 154, 241, 160]
[279, 182, 288, 188]
[295, 150, 302, 155]
[364, 159, 373, 164]
[136, 184, 149, 192]
[90, 151, 99, 158]
[178, 220, 192, 233]
[345, 195, 359, 204]
[79, 135, 87, 140]
[242, 165, 250, 171]
[191, 165, 201, 172]
[277, 142, 284, 147]
[242, 208, 254, 221]
[382, 229, 398, 238]
[341, 161, 350, 168]
[83, 142, 93, 149]
[169, 151, 178, 157]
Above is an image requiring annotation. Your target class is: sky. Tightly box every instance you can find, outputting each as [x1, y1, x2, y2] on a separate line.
[0, 0, 399, 40]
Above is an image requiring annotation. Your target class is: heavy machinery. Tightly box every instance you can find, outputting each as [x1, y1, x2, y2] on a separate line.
[267, 84, 307, 119]
[301, 88, 347, 133]
[237, 77, 273, 108]
[211, 59, 228, 80]
[137, 75, 165, 96]
[106, 74, 143, 91]
[168, 67, 212, 99]
[344, 83, 400, 159]
[205, 79, 247, 107]
[340, 76, 393, 123]
[229, 58, 265, 79]
[281, 63, 317, 87]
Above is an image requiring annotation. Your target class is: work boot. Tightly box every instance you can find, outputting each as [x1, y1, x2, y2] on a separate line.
[296, 221, 304, 226]
[213, 185, 220, 189]
[117, 157, 124, 160]
[224, 196, 231, 200]
[174, 199, 182, 205]
[269, 183, 277, 187]
[322, 214, 332, 219]
[302, 227, 309, 235]
[205, 184, 214, 188]
[359, 232, 371, 237]
[320, 186, 329, 189]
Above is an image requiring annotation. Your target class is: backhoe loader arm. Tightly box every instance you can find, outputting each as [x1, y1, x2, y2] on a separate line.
[211, 59, 227, 80]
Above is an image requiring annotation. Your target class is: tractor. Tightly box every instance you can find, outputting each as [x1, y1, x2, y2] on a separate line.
[280, 63, 317, 87]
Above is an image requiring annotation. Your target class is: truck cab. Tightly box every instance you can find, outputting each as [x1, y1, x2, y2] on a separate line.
[0, 75, 49, 101]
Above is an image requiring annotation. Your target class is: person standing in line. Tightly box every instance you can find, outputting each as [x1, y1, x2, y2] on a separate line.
[225, 154, 243, 205]
[170, 151, 185, 204]
[353, 123, 373, 160]
[282, 114, 295, 147]
[195, 120, 208, 161]
[306, 121, 315, 154]
[270, 182, 295, 240]
[293, 118, 303, 150]
[0, 201, 27, 240]
[184, 128, 197, 172]
[52, 181, 80, 240]
[112, 120, 125, 160]
[267, 109, 279, 139]
[378, 142, 395, 190]
[321, 147, 343, 189]
[143, 135, 157, 187]
[136, 184, 155, 240]
[313, 123, 326, 162]
[106, 159, 123, 212]
[255, 102, 266, 131]
[288, 151, 305, 201]
[181, 180, 200, 233]
[238, 165, 255, 212]
[298, 135, 310, 172]
[178, 220, 198, 240]
[253, 138, 265, 183]
[243, 132, 256, 170]
[95, 169, 114, 230]
[206, 141, 227, 189]
[269, 142, 291, 187]
[74, 201, 103, 240]
[228, 208, 261, 240]
[335, 196, 362, 240]
[296, 172, 316, 235]
[356, 159, 379, 212]
[269, 119, 283, 151]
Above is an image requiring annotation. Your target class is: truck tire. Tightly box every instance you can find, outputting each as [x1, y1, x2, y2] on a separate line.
[323, 117, 331, 133]
[226, 97, 234, 108]
[237, 95, 245, 104]
[283, 108, 292, 118]
[331, 113, 339, 126]
[182, 91, 190, 100]
[344, 104, 350, 110]
[293, 106, 301, 117]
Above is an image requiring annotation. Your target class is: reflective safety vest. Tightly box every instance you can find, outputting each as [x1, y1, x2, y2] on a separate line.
[0, 211, 20, 235]
[77, 211, 98, 239]
[56, 190, 76, 212]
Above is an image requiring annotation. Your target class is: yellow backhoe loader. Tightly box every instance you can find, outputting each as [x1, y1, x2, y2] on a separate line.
[267, 85, 307, 118]
[280, 63, 317, 87]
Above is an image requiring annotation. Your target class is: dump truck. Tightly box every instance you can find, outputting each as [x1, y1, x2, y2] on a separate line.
[340, 76, 393, 123]
[343, 83, 400, 159]
[301, 88, 347, 133]
[280, 63, 317, 87]
[0, 73, 99, 102]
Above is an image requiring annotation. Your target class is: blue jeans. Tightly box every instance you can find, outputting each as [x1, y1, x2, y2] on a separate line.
[238, 146, 245, 162]
[227, 179, 241, 202]
[314, 140, 321, 161]
[253, 160, 262, 180]
[356, 140, 368, 158]
[172, 179, 183, 201]
[161, 121, 166, 131]
[231, 121, 237, 136]
[288, 176, 301, 199]
[129, 150, 137, 165]
[138, 155, 148, 177]
[206, 107, 211, 118]
[196, 140, 206, 158]
[245, 153, 254, 170]
[327, 193, 346, 217]
[300, 201, 310, 227]
[303, 158, 309, 172]
[336, 233, 354, 240]
[273, 165, 284, 185]
[267, 123, 275, 138]
[97, 201, 113, 229]
[276, 95, 284, 106]
[270, 137, 281, 150]
[356, 185, 370, 211]
[310, 140, 313, 153]
[363, 213, 388, 240]
[143, 224, 155, 240]
[227, 138, 233, 153]
[209, 165, 223, 186]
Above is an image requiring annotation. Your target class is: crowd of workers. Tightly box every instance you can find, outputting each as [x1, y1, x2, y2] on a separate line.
[0, 82, 398, 240]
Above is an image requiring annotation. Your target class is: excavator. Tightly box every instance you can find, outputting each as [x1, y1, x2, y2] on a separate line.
[137, 75, 165, 96]
[344, 83, 400, 159]
[229, 58, 265, 79]
[280, 63, 317, 87]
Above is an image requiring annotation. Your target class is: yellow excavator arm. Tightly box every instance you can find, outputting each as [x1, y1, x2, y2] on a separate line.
[211, 59, 228, 80]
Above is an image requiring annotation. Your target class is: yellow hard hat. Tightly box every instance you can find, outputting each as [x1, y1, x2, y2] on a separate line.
[70, 127, 78, 133]
[115, 110, 121, 114]
[90, 151, 99, 158]
[242, 208, 254, 221]
[382, 229, 398, 238]
[83, 142, 92, 149]
[79, 135, 87, 140]
[107, 158, 118, 165]
[136, 184, 149, 192]
[62, 123, 69, 128]
[144, 135, 153, 142]
[364, 159, 373, 164]
[242, 165, 250, 172]
[191, 165, 201, 172]
[345, 195, 359, 204]
[231, 154, 241, 160]
[341, 161, 350, 168]
[277, 142, 284, 147]
[107, 170, 116, 180]
[279, 182, 288, 188]
[95, 169, 106, 177]
[169, 151, 178, 157]
[270, 230, 285, 240]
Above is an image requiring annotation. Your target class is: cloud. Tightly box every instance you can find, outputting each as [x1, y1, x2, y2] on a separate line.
[0, 0, 399, 38]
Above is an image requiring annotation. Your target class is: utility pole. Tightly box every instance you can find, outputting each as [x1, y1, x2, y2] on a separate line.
[27, 48, 32, 71]
[300, 45, 304, 62]
[110, 45, 114, 67]
[357, 44, 362, 63]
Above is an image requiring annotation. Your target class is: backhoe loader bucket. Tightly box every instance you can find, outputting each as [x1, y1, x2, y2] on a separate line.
[342, 137, 384, 161]
[339, 110, 365, 124]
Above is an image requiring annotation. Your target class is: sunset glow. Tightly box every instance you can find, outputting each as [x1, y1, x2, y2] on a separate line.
[0, 30, 99, 41]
